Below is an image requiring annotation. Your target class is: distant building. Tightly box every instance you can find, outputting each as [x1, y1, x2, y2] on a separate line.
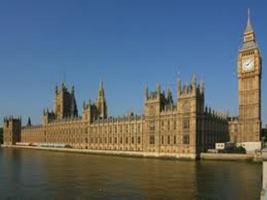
[3, 11, 263, 158]
[3, 76, 229, 159]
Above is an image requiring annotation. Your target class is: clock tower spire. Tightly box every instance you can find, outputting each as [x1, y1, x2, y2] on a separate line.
[245, 9, 253, 33]
[242, 9, 257, 46]
[237, 9, 262, 142]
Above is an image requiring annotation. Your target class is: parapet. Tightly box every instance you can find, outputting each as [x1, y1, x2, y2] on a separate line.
[3, 116, 21, 127]
[177, 75, 204, 98]
[204, 107, 228, 120]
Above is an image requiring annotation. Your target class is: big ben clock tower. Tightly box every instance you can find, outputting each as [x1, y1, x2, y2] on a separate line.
[238, 10, 262, 142]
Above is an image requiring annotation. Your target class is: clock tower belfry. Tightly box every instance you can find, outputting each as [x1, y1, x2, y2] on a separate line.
[237, 10, 262, 142]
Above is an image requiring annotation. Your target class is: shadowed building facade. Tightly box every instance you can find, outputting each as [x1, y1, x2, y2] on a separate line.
[3, 76, 229, 159]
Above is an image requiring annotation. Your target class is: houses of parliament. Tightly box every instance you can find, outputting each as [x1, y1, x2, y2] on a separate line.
[3, 12, 263, 158]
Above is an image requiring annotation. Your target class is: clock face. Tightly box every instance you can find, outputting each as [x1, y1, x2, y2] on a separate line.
[242, 58, 254, 72]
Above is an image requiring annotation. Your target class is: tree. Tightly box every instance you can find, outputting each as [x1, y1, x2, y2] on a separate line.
[234, 146, 246, 154]
[262, 128, 267, 142]
[224, 146, 246, 154]
[0, 127, 3, 144]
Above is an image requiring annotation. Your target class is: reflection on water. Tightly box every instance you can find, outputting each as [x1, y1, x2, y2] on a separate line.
[0, 148, 261, 200]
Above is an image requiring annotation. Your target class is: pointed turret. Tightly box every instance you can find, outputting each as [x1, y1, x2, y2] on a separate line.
[156, 83, 161, 97]
[67, 85, 78, 118]
[177, 79, 182, 97]
[55, 85, 58, 94]
[244, 9, 253, 33]
[200, 80, 205, 94]
[71, 85, 75, 95]
[61, 81, 65, 90]
[191, 74, 197, 87]
[96, 80, 107, 119]
[241, 9, 257, 50]
[145, 85, 149, 100]
[166, 86, 173, 105]
[27, 117, 32, 126]
[98, 80, 105, 98]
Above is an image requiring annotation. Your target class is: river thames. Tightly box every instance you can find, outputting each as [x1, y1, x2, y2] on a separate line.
[0, 148, 262, 200]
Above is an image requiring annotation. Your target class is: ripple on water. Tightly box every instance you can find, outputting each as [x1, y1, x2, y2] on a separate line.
[0, 148, 262, 200]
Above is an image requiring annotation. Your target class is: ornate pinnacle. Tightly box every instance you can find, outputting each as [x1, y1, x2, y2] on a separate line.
[245, 8, 254, 33]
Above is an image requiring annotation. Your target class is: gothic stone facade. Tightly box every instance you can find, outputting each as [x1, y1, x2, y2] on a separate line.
[3, 76, 229, 159]
[3, 117, 21, 145]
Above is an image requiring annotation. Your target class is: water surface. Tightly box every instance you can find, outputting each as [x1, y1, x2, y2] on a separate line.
[0, 148, 261, 200]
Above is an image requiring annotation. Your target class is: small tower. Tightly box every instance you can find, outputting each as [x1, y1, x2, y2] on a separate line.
[145, 85, 149, 100]
[177, 75, 205, 154]
[54, 82, 65, 119]
[177, 75, 204, 115]
[70, 85, 78, 118]
[82, 99, 95, 123]
[144, 83, 163, 117]
[54, 82, 79, 119]
[96, 81, 107, 119]
[3, 117, 21, 145]
[177, 79, 182, 98]
[43, 109, 56, 125]
[27, 117, 32, 126]
[166, 85, 173, 105]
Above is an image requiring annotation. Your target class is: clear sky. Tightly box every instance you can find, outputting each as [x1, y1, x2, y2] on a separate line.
[0, 0, 266, 126]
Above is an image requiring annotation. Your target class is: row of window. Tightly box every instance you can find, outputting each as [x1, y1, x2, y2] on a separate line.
[90, 124, 142, 134]
[161, 135, 176, 145]
[149, 119, 190, 132]
[161, 120, 177, 130]
[149, 135, 190, 145]
[89, 136, 142, 145]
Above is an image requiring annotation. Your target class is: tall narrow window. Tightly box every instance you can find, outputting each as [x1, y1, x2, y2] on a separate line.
[138, 137, 141, 144]
[183, 135, 190, 145]
[150, 122, 155, 131]
[183, 119, 190, 129]
[150, 136, 155, 145]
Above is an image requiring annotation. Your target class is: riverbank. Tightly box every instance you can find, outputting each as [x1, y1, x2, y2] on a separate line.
[200, 152, 258, 161]
[1, 145, 197, 160]
[1, 145, 262, 162]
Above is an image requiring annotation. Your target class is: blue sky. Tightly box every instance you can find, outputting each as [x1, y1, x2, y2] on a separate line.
[0, 0, 266, 126]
